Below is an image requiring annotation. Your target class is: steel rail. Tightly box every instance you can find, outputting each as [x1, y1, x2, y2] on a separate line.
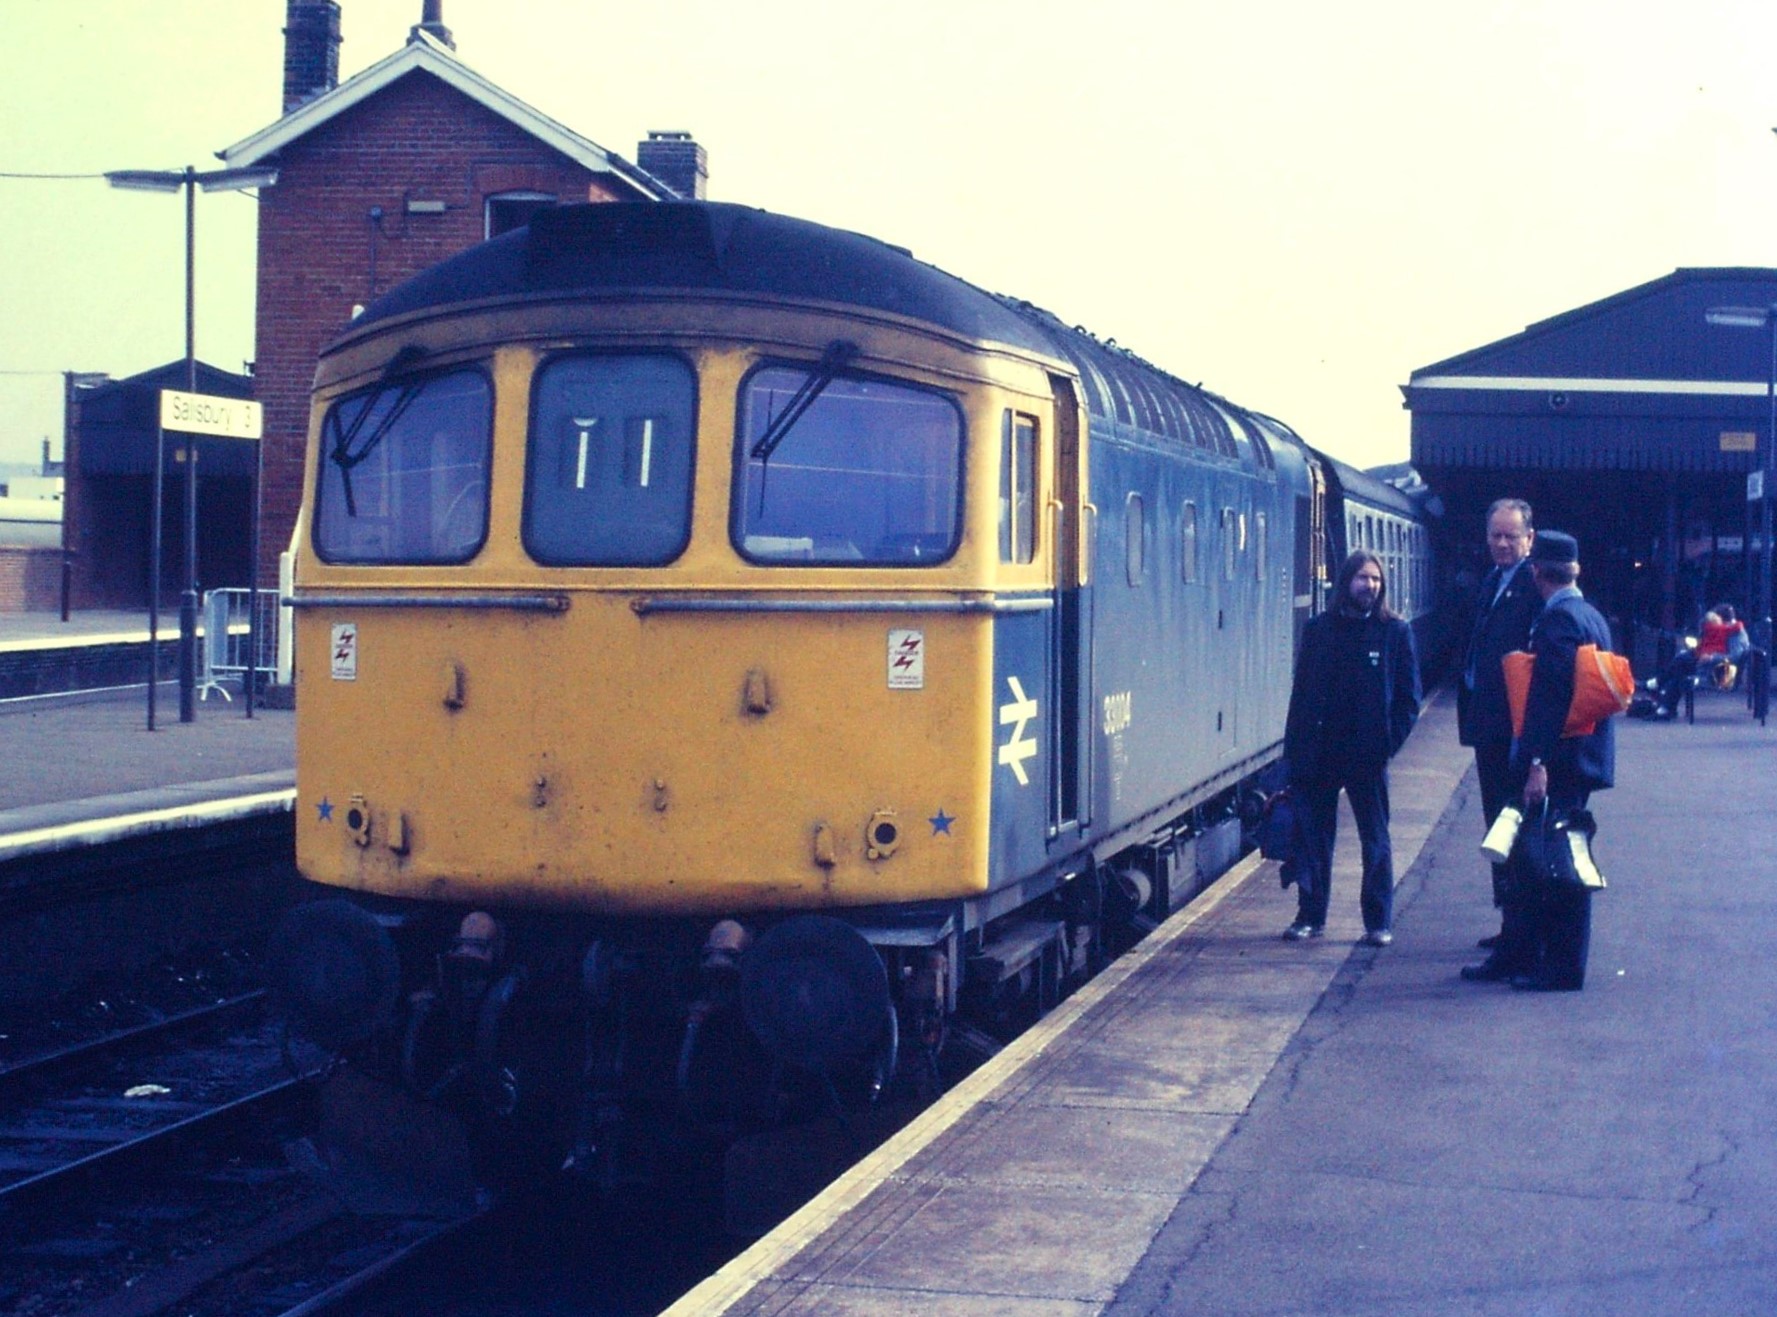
[0, 990, 267, 1095]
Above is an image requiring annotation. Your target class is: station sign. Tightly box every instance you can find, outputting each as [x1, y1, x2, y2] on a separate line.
[1718, 535, 1745, 553]
[159, 389, 264, 440]
[1720, 431, 1758, 453]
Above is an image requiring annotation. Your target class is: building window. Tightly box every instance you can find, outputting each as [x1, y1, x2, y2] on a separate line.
[485, 191, 557, 239]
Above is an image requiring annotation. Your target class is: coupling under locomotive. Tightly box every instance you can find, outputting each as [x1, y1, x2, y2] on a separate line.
[271, 202, 1326, 1195]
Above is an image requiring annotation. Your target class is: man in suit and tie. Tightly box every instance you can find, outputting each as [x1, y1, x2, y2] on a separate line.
[1456, 499, 1541, 962]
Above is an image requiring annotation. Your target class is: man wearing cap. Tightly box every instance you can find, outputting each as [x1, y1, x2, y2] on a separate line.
[1463, 529, 1614, 992]
[1457, 499, 1541, 954]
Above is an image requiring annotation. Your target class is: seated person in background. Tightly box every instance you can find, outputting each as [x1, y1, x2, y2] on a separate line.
[1698, 605, 1748, 684]
[1648, 606, 1748, 714]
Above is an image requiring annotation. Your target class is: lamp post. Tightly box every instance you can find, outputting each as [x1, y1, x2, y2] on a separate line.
[1704, 304, 1777, 658]
[106, 165, 276, 722]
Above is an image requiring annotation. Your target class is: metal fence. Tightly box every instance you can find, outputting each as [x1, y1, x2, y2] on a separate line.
[200, 588, 280, 701]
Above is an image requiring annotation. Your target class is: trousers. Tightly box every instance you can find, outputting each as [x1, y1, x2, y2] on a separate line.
[1293, 765, 1394, 933]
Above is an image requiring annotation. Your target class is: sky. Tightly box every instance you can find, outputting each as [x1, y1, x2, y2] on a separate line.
[4, 0, 1777, 473]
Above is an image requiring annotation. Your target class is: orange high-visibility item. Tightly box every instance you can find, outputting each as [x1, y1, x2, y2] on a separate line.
[1503, 644, 1636, 738]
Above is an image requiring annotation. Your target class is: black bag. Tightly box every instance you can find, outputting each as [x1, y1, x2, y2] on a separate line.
[1511, 804, 1605, 892]
[1261, 787, 1296, 861]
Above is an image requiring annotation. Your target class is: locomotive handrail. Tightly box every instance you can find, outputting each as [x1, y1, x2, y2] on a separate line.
[283, 592, 570, 612]
[629, 595, 1053, 616]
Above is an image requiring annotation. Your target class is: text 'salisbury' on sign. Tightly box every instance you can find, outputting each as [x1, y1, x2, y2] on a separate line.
[159, 389, 264, 440]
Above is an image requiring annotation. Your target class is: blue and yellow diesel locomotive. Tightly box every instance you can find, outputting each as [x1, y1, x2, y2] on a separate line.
[271, 202, 1436, 1179]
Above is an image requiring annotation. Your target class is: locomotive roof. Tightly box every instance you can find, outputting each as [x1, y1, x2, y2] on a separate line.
[348, 201, 1283, 463]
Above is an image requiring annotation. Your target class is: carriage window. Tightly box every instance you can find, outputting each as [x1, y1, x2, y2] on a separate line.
[314, 367, 492, 564]
[1180, 501, 1199, 583]
[736, 366, 962, 565]
[1125, 493, 1145, 585]
[1255, 510, 1268, 582]
[1000, 411, 1038, 564]
[524, 353, 696, 565]
[1222, 507, 1236, 580]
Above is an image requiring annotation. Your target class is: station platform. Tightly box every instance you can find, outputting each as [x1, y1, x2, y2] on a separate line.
[673, 687, 1777, 1315]
[0, 610, 294, 851]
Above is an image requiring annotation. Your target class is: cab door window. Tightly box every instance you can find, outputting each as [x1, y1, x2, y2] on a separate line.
[1000, 410, 1038, 564]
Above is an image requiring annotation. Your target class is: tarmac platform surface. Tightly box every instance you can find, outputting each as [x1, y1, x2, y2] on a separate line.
[674, 687, 1777, 1315]
[0, 611, 293, 826]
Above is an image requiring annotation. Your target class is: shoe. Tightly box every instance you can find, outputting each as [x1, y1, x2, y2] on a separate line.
[1476, 934, 1501, 950]
[1361, 929, 1393, 947]
[1460, 958, 1516, 982]
[1281, 922, 1324, 941]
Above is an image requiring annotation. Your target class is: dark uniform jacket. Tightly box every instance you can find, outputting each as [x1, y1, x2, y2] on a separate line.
[1511, 588, 1615, 795]
[1457, 560, 1542, 748]
[1284, 608, 1421, 785]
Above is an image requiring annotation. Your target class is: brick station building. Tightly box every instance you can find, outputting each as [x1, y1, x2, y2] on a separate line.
[220, 0, 705, 587]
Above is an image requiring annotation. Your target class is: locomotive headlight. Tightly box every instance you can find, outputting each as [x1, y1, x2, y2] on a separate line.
[345, 793, 372, 848]
[864, 809, 901, 861]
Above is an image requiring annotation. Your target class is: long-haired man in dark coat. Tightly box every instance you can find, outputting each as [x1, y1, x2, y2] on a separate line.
[1457, 499, 1542, 952]
[1282, 550, 1422, 945]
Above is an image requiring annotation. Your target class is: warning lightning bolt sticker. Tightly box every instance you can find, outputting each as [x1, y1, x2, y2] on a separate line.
[998, 676, 1039, 786]
[887, 629, 925, 689]
[330, 622, 358, 681]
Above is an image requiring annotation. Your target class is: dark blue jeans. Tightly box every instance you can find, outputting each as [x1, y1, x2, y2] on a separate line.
[1294, 766, 1394, 933]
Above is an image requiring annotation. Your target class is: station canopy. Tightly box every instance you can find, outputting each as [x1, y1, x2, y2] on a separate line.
[1403, 268, 1777, 476]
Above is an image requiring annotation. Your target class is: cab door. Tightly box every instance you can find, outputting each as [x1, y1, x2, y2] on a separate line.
[1048, 375, 1090, 843]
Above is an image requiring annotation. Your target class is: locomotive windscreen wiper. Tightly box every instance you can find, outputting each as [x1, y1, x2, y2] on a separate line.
[749, 339, 859, 463]
[326, 379, 422, 518]
[326, 345, 433, 517]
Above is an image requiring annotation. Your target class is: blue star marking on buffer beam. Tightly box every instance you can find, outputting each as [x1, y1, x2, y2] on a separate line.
[929, 809, 954, 835]
[316, 797, 334, 822]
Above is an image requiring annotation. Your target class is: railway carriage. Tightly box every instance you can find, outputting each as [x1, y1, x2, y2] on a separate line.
[271, 201, 1414, 1189]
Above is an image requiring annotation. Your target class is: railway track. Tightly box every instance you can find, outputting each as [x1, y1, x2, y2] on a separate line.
[0, 991, 485, 1317]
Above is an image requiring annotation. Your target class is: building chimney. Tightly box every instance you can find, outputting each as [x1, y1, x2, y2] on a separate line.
[410, 0, 455, 50]
[283, 0, 342, 114]
[636, 131, 708, 201]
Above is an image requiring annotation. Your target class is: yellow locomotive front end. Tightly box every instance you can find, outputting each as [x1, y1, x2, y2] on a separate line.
[292, 300, 1057, 919]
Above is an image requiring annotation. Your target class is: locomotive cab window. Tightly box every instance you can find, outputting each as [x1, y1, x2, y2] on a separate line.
[735, 364, 962, 566]
[314, 367, 492, 564]
[523, 353, 697, 566]
[1000, 411, 1038, 564]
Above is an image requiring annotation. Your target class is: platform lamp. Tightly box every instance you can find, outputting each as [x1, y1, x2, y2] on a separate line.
[104, 165, 277, 723]
[1704, 304, 1777, 658]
